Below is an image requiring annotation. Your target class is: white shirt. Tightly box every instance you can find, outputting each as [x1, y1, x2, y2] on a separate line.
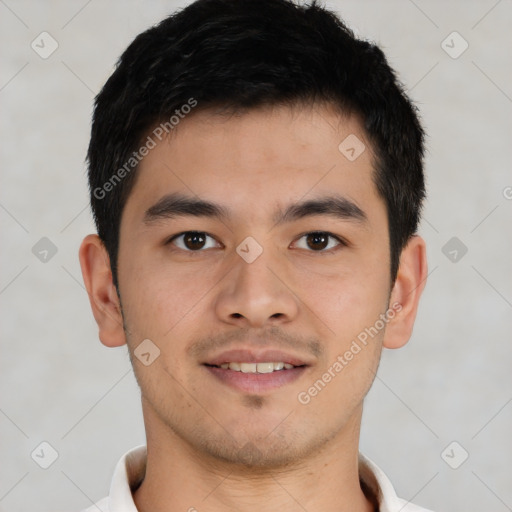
[83, 446, 434, 512]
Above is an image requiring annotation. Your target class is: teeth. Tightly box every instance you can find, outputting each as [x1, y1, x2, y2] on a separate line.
[240, 363, 257, 373]
[217, 362, 296, 373]
[256, 362, 274, 374]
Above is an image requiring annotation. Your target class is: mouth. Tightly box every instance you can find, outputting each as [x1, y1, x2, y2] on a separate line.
[205, 361, 298, 373]
[202, 349, 311, 393]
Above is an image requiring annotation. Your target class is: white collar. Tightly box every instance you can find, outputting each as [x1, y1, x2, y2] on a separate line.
[87, 445, 433, 512]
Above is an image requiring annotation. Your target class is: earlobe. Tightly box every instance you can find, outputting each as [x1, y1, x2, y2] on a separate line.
[78, 234, 127, 348]
[383, 235, 428, 349]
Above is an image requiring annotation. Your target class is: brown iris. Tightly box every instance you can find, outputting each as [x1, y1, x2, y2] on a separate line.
[305, 232, 329, 250]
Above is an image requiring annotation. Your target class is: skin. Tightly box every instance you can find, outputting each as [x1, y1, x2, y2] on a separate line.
[79, 103, 427, 512]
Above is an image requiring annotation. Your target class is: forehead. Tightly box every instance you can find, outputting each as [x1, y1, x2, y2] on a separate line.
[122, 103, 382, 226]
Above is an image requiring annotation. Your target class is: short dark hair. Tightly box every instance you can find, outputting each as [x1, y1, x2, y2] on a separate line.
[86, 0, 425, 290]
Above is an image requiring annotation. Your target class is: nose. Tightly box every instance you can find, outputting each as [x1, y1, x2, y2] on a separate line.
[214, 245, 299, 329]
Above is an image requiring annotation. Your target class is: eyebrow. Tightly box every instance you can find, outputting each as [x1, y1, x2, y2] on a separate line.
[143, 192, 367, 226]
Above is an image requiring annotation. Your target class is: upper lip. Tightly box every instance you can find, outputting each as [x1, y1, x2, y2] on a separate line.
[204, 348, 311, 367]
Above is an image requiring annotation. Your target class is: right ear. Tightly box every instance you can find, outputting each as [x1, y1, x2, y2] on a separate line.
[78, 234, 127, 347]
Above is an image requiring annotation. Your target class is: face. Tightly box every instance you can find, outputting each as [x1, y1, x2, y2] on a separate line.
[116, 104, 393, 466]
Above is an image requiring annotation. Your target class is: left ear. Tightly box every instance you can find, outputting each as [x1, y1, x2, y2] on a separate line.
[383, 235, 428, 349]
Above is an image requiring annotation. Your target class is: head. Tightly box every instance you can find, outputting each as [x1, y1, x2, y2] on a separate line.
[80, 0, 427, 468]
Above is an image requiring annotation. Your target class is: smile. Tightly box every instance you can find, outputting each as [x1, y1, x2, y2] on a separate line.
[211, 362, 296, 373]
[202, 347, 312, 393]
[204, 362, 308, 394]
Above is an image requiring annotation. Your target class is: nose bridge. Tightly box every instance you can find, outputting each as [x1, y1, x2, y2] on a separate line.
[233, 240, 283, 299]
[215, 239, 298, 326]
[234, 244, 278, 291]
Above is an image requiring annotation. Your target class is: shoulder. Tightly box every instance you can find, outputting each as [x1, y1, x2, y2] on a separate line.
[80, 496, 109, 512]
[78, 445, 146, 512]
[359, 454, 436, 512]
[391, 498, 435, 512]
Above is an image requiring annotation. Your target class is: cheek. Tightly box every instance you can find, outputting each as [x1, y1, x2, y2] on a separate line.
[297, 281, 386, 414]
[292, 258, 390, 332]
[119, 251, 205, 333]
[292, 255, 389, 401]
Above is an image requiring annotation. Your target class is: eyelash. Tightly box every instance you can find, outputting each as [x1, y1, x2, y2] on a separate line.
[165, 231, 347, 254]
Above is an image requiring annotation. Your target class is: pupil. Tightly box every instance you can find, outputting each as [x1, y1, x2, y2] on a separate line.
[307, 232, 328, 250]
[185, 232, 205, 250]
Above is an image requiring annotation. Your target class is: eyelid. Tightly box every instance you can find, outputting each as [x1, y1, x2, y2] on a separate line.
[166, 231, 222, 250]
[291, 231, 348, 252]
[165, 230, 348, 252]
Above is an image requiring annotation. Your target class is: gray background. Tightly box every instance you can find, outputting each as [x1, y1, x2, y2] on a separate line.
[1, 1, 511, 511]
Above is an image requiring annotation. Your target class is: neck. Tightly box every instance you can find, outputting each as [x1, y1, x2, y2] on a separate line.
[133, 402, 375, 512]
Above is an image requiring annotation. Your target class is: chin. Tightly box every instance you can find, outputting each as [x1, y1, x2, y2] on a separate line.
[203, 438, 303, 469]
[187, 423, 331, 471]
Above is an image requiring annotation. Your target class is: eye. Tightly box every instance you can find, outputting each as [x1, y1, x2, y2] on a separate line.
[167, 231, 220, 251]
[293, 231, 345, 252]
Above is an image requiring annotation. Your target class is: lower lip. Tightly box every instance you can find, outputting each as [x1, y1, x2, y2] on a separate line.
[204, 365, 307, 394]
